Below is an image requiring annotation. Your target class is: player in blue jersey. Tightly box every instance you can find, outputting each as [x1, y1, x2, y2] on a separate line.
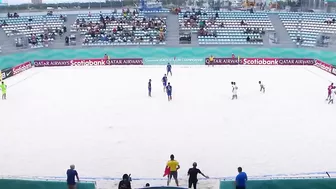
[167, 63, 172, 76]
[162, 74, 168, 92]
[148, 79, 152, 97]
[166, 82, 172, 101]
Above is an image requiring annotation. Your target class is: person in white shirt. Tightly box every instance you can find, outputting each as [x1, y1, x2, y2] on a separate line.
[328, 89, 335, 104]
[232, 82, 238, 100]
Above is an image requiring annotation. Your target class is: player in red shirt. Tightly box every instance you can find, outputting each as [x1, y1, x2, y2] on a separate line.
[326, 83, 335, 101]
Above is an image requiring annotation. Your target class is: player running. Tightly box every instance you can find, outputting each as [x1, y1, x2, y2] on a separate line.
[259, 81, 265, 93]
[148, 79, 152, 97]
[1, 81, 7, 100]
[167, 63, 172, 76]
[328, 89, 335, 104]
[232, 82, 238, 100]
[166, 154, 180, 186]
[166, 82, 173, 101]
[187, 162, 209, 189]
[326, 83, 335, 101]
[162, 74, 168, 92]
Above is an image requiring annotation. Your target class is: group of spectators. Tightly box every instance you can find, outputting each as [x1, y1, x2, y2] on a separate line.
[180, 11, 264, 44]
[324, 18, 336, 25]
[77, 10, 166, 45]
[66, 154, 248, 189]
[7, 12, 20, 18]
[2, 13, 67, 48]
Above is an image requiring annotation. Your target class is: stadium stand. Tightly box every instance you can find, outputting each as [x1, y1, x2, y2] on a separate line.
[1, 14, 66, 49]
[179, 10, 274, 45]
[279, 12, 336, 47]
[73, 10, 166, 46]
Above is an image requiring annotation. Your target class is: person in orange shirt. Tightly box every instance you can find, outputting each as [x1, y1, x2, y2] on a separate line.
[166, 154, 180, 186]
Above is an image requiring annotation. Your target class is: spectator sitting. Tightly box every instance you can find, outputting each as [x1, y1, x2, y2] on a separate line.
[240, 20, 245, 25]
[246, 36, 250, 42]
[118, 174, 131, 189]
[145, 183, 150, 187]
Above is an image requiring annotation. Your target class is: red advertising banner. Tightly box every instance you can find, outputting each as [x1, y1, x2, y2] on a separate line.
[34, 60, 71, 67]
[34, 58, 143, 67]
[13, 61, 32, 75]
[205, 58, 315, 66]
[332, 67, 336, 76]
[242, 58, 278, 65]
[314, 60, 333, 74]
[205, 58, 241, 65]
[106, 58, 143, 65]
[277, 58, 315, 65]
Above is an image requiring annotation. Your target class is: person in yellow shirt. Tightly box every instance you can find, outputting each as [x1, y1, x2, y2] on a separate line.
[209, 55, 214, 67]
[166, 154, 180, 186]
[1, 81, 7, 100]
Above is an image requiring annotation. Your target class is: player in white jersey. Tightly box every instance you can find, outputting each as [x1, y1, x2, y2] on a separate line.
[231, 82, 238, 100]
[328, 89, 335, 104]
[259, 81, 265, 93]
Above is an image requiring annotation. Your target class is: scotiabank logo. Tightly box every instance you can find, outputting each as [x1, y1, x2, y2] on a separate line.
[70, 59, 105, 66]
[243, 58, 278, 65]
[315, 61, 332, 73]
[13, 62, 32, 75]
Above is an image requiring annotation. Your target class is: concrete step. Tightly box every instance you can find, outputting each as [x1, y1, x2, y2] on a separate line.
[268, 14, 295, 47]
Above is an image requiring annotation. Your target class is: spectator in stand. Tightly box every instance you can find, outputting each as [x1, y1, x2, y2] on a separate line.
[235, 167, 247, 189]
[66, 164, 79, 189]
[188, 162, 209, 189]
[118, 174, 132, 189]
[166, 154, 180, 186]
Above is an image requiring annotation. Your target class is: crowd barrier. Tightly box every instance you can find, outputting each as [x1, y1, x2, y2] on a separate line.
[0, 179, 95, 189]
[1, 57, 335, 82]
[1, 47, 336, 70]
[220, 178, 336, 189]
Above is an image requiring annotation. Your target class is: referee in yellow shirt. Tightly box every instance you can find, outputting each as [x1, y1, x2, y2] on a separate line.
[167, 154, 180, 186]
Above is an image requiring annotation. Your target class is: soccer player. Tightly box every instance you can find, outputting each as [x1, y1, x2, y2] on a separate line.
[232, 82, 238, 100]
[259, 81, 265, 93]
[167, 63, 172, 76]
[188, 162, 209, 189]
[328, 89, 335, 104]
[148, 79, 152, 97]
[326, 83, 335, 101]
[162, 74, 168, 92]
[66, 164, 79, 189]
[166, 82, 172, 101]
[166, 154, 180, 186]
[1, 81, 7, 100]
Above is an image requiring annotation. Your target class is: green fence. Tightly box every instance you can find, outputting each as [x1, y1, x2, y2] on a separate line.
[1, 47, 336, 70]
[0, 179, 95, 189]
[220, 178, 336, 189]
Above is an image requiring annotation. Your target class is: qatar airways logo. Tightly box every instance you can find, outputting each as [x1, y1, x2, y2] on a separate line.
[315, 61, 332, 73]
[13, 62, 32, 75]
[243, 58, 278, 65]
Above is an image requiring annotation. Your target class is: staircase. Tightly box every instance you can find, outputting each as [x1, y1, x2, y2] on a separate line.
[267, 14, 295, 47]
[51, 14, 79, 49]
[165, 14, 180, 46]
